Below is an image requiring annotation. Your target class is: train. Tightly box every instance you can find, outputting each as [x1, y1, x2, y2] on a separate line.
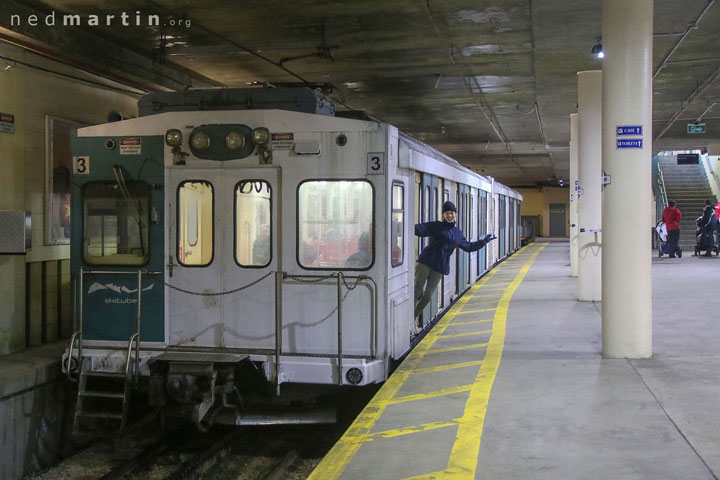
[62, 86, 522, 434]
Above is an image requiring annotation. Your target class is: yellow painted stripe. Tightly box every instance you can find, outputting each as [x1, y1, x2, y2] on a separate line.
[453, 308, 496, 315]
[412, 360, 484, 375]
[447, 319, 493, 326]
[443, 243, 546, 479]
[388, 384, 472, 404]
[344, 420, 460, 444]
[425, 342, 489, 354]
[307, 246, 539, 480]
[437, 329, 493, 339]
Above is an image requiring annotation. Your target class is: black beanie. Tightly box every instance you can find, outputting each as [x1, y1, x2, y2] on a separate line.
[442, 201, 457, 213]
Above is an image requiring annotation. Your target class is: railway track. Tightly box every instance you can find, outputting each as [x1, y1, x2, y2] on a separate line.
[97, 425, 328, 480]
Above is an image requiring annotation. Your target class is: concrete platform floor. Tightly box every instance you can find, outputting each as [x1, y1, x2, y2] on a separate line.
[310, 241, 720, 480]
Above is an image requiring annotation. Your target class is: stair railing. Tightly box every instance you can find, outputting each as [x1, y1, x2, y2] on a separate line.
[701, 154, 720, 201]
[655, 160, 668, 220]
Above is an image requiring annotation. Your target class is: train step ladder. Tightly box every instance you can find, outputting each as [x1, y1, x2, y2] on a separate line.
[72, 334, 139, 436]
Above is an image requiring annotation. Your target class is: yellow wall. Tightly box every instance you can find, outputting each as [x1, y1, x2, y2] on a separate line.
[516, 186, 569, 237]
[0, 42, 138, 354]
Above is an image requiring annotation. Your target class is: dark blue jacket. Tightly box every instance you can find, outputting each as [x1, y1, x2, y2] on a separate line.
[415, 221, 488, 275]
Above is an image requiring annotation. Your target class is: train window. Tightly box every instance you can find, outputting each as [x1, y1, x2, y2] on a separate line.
[298, 180, 374, 270]
[82, 181, 151, 266]
[235, 180, 272, 268]
[177, 181, 214, 266]
[391, 182, 404, 267]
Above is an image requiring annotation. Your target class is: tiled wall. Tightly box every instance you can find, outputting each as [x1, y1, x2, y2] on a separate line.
[0, 41, 138, 354]
[25, 260, 72, 347]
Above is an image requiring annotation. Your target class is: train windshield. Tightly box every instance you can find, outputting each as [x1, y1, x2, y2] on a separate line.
[298, 180, 374, 270]
[82, 181, 151, 266]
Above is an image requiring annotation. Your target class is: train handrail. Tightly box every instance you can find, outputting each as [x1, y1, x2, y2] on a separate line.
[66, 330, 82, 382]
[281, 272, 377, 385]
[125, 332, 140, 384]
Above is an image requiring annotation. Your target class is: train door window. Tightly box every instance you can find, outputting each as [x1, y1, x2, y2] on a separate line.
[82, 181, 151, 265]
[433, 187, 438, 221]
[415, 173, 421, 257]
[235, 180, 272, 268]
[177, 181, 214, 266]
[470, 195, 474, 240]
[298, 180, 374, 270]
[391, 182, 404, 267]
[424, 186, 430, 222]
[444, 189, 449, 203]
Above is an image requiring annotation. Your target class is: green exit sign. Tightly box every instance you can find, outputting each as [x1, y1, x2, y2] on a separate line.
[687, 123, 706, 134]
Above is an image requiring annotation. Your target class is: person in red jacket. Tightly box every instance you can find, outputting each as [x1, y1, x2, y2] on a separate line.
[661, 200, 682, 258]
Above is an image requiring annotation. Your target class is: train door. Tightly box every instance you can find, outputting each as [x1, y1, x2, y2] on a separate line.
[509, 199, 516, 252]
[166, 168, 278, 349]
[499, 194, 507, 258]
[456, 184, 469, 293]
[418, 173, 440, 324]
[478, 191, 488, 274]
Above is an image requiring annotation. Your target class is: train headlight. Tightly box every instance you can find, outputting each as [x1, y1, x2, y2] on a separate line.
[165, 129, 183, 147]
[225, 131, 245, 150]
[190, 131, 210, 151]
[252, 127, 270, 145]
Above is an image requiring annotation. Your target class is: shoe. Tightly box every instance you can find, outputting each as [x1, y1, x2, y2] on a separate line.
[678, 250, 682, 258]
[669, 255, 675, 258]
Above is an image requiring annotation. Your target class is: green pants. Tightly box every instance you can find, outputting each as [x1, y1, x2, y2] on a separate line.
[414, 262, 443, 318]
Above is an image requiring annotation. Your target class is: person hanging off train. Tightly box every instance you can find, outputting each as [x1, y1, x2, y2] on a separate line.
[414, 200, 496, 326]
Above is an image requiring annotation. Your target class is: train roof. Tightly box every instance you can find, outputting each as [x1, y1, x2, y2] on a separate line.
[138, 87, 335, 117]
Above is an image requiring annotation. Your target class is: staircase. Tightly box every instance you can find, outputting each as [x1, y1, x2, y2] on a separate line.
[658, 156, 718, 251]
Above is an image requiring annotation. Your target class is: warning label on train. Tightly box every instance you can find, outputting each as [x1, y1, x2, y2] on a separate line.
[271, 133, 294, 150]
[120, 138, 142, 155]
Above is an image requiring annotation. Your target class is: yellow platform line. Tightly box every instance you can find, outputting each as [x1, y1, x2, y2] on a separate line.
[412, 360, 484, 375]
[441, 243, 546, 479]
[437, 329, 492, 339]
[307, 247, 529, 480]
[447, 319, 493, 326]
[388, 384, 472, 404]
[453, 308, 496, 315]
[344, 419, 461, 444]
[425, 342, 489, 354]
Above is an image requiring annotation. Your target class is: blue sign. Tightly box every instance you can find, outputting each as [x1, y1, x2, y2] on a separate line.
[616, 125, 643, 136]
[617, 138, 643, 149]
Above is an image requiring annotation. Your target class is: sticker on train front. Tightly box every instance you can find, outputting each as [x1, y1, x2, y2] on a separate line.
[120, 138, 142, 155]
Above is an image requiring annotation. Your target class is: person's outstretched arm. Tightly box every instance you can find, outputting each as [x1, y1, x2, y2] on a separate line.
[458, 232, 497, 252]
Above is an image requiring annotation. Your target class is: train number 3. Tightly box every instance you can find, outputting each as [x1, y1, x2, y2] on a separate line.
[367, 152, 385, 175]
[73, 156, 90, 175]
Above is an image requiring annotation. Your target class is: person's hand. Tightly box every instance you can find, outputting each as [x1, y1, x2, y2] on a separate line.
[483, 232, 497, 243]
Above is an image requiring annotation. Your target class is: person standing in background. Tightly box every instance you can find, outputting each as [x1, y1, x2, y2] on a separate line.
[661, 200, 682, 258]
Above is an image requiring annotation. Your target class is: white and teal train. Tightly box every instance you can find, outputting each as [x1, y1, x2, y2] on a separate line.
[62, 87, 522, 433]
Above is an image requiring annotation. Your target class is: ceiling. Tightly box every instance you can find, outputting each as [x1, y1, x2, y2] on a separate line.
[2, 0, 720, 187]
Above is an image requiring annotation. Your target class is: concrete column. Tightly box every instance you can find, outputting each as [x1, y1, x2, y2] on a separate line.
[577, 71, 602, 301]
[569, 113, 579, 277]
[601, 0, 653, 358]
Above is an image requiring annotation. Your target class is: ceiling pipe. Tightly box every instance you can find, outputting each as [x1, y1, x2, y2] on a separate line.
[534, 102, 558, 178]
[653, 0, 715, 80]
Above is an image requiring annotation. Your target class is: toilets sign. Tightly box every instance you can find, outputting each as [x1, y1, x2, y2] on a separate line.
[616, 125, 643, 149]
